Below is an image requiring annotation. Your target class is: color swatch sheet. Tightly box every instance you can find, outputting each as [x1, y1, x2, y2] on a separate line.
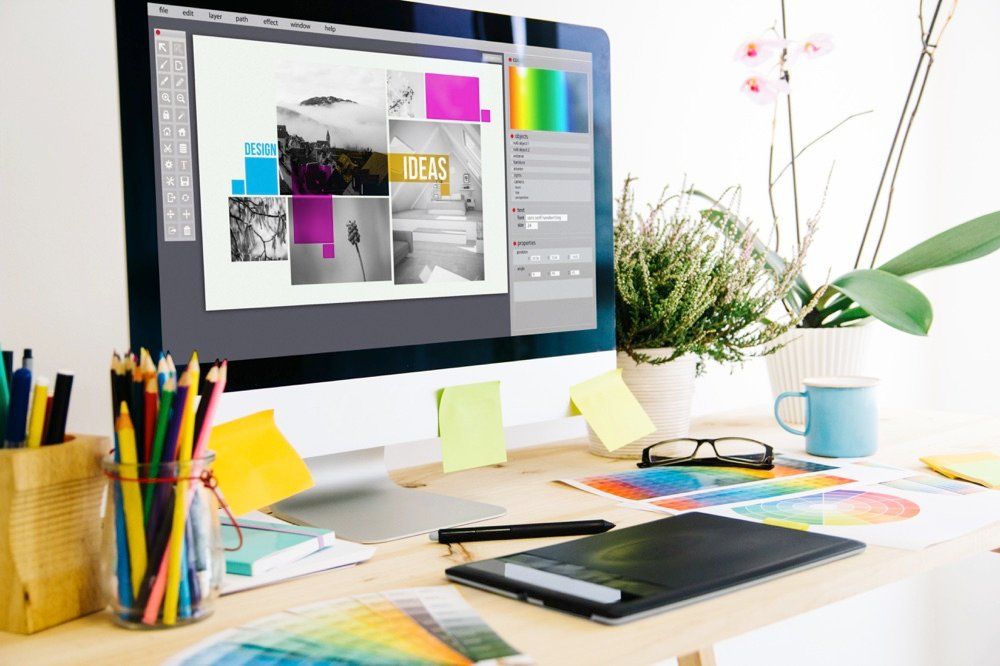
[560, 455, 839, 502]
[707, 480, 1000, 550]
[166, 586, 531, 665]
[650, 474, 856, 512]
[508, 66, 589, 133]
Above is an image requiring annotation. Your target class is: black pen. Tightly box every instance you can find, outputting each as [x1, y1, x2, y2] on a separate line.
[430, 519, 615, 544]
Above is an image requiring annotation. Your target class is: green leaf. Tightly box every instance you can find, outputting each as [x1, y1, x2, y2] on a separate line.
[829, 269, 933, 336]
[824, 306, 871, 327]
[879, 210, 1000, 278]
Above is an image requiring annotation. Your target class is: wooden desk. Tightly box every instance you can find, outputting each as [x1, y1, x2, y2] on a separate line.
[4, 409, 999, 665]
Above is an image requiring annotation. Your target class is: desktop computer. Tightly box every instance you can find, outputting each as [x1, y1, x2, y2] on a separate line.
[114, 0, 613, 542]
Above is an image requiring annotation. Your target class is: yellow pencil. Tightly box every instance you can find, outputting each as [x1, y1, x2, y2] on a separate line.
[116, 402, 147, 594]
[26, 378, 50, 448]
[163, 352, 199, 625]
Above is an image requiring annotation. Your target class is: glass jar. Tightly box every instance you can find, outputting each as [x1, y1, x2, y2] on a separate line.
[101, 454, 223, 628]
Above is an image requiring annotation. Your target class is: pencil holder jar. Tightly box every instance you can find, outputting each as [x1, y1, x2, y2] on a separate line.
[101, 453, 225, 629]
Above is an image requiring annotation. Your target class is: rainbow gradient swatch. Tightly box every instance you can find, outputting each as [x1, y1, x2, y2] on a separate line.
[732, 489, 921, 526]
[881, 474, 985, 496]
[508, 66, 589, 133]
[567, 455, 836, 502]
[652, 474, 855, 512]
[166, 587, 524, 665]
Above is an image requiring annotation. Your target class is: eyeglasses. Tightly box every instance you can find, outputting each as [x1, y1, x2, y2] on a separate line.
[638, 437, 775, 470]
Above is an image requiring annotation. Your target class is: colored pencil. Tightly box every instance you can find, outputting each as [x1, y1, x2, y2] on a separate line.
[143, 378, 158, 464]
[163, 353, 198, 625]
[156, 354, 169, 393]
[112, 429, 133, 612]
[41, 394, 53, 444]
[144, 377, 175, 521]
[26, 378, 49, 448]
[116, 403, 148, 595]
[1, 350, 12, 393]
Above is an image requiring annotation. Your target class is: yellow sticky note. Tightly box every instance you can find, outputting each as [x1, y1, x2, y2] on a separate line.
[438, 381, 507, 473]
[921, 452, 1000, 489]
[209, 410, 314, 515]
[570, 369, 655, 452]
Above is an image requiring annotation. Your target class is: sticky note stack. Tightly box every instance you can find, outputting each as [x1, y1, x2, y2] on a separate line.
[921, 452, 1000, 489]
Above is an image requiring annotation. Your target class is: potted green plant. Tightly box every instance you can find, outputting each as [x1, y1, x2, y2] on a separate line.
[603, 177, 815, 458]
[729, 0, 1000, 423]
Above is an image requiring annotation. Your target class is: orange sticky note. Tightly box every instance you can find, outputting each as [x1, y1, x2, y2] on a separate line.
[209, 410, 314, 516]
[570, 369, 655, 452]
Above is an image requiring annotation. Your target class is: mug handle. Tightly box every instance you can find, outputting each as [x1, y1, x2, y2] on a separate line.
[774, 391, 808, 436]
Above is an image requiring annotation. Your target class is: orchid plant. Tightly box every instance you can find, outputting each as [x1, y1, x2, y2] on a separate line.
[715, 0, 1000, 336]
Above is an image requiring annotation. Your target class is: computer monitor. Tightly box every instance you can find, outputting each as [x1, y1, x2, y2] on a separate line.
[114, 0, 613, 542]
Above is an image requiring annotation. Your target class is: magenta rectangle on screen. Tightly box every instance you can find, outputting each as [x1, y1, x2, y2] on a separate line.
[292, 195, 334, 245]
[480, 109, 491, 123]
[322, 243, 335, 258]
[425, 73, 480, 121]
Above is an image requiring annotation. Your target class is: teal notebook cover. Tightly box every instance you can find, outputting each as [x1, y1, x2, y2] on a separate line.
[223, 518, 335, 576]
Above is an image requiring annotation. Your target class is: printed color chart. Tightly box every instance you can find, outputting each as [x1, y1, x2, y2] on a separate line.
[165, 587, 525, 665]
[566, 455, 837, 501]
[652, 474, 855, 512]
[732, 489, 920, 526]
[508, 66, 589, 133]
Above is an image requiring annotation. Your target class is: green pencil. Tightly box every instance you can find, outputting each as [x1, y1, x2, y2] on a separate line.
[144, 377, 175, 522]
[0, 345, 9, 441]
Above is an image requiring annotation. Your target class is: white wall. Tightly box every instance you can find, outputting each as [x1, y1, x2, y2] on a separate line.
[2, 1, 998, 663]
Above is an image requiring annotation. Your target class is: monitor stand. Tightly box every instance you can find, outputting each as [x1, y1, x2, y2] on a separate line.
[268, 447, 505, 543]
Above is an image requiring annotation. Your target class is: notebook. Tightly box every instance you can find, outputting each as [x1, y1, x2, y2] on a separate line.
[446, 512, 864, 624]
[222, 517, 335, 576]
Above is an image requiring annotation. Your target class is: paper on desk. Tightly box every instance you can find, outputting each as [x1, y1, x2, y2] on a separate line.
[438, 380, 507, 473]
[222, 540, 375, 595]
[210, 410, 314, 515]
[570, 369, 654, 452]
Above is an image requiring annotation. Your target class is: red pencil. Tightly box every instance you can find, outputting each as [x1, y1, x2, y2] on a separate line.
[143, 378, 157, 464]
[40, 395, 54, 444]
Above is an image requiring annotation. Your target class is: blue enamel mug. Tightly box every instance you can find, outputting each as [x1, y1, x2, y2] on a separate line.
[773, 377, 879, 457]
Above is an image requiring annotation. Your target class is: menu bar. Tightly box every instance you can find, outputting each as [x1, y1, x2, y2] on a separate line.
[147, 3, 591, 62]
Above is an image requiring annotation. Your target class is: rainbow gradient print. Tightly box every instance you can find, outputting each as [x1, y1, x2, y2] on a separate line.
[508, 66, 589, 132]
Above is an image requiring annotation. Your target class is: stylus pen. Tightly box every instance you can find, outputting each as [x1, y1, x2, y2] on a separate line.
[430, 519, 615, 544]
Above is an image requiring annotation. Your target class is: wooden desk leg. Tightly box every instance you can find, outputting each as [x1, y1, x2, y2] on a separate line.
[678, 647, 717, 666]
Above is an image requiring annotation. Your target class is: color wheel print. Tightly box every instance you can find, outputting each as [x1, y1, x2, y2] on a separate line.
[732, 489, 920, 526]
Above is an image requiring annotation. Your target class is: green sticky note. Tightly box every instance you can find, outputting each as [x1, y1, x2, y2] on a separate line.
[438, 381, 507, 473]
[570, 369, 655, 452]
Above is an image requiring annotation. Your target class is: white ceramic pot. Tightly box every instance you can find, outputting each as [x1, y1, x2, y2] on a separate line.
[588, 349, 698, 458]
[765, 325, 873, 425]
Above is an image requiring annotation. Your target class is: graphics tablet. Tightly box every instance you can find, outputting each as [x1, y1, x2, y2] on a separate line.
[446, 512, 864, 624]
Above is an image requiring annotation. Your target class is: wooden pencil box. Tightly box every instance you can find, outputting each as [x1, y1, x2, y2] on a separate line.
[0, 434, 108, 634]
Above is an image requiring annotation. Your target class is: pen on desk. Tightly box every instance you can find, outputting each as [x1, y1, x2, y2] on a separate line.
[430, 519, 616, 544]
[4, 367, 32, 448]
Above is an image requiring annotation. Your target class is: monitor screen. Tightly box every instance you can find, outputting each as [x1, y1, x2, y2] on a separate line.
[141, 3, 600, 366]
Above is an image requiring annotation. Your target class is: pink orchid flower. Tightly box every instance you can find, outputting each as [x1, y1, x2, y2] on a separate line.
[789, 33, 834, 61]
[741, 76, 790, 105]
[734, 38, 784, 66]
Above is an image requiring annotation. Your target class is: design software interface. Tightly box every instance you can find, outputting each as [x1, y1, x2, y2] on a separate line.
[146, 4, 597, 361]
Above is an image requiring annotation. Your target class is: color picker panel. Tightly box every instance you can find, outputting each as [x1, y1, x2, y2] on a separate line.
[652, 474, 855, 511]
[732, 489, 920, 526]
[573, 455, 838, 501]
[508, 66, 589, 133]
